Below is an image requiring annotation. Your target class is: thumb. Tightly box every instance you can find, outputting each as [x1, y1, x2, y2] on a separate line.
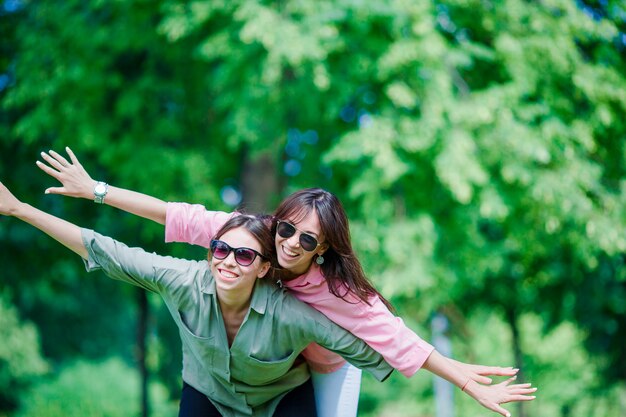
[45, 187, 66, 195]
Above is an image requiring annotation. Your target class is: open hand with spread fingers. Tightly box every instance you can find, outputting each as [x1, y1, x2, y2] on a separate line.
[36, 147, 96, 199]
[449, 359, 519, 384]
[463, 376, 537, 417]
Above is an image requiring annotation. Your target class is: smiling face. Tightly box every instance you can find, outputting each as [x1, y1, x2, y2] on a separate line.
[210, 227, 270, 297]
[275, 208, 328, 275]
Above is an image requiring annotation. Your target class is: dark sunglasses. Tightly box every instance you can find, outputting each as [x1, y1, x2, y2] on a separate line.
[210, 240, 265, 267]
[276, 220, 321, 252]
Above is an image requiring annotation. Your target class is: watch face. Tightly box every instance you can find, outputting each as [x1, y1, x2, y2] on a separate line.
[95, 184, 106, 195]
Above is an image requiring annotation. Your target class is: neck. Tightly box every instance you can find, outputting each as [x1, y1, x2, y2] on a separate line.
[278, 262, 315, 281]
[216, 286, 255, 346]
[217, 287, 252, 315]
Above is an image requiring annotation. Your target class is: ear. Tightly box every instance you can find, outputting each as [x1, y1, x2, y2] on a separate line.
[318, 243, 330, 257]
[257, 261, 271, 279]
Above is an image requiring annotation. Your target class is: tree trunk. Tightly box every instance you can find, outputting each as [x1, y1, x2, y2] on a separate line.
[240, 149, 280, 212]
[137, 289, 149, 417]
[505, 306, 525, 417]
[432, 313, 454, 417]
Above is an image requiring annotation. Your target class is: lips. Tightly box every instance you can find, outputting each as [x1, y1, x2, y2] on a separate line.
[218, 268, 239, 280]
[281, 245, 299, 258]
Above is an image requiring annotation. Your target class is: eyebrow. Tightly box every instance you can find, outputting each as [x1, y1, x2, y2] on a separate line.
[292, 223, 320, 239]
[286, 220, 320, 238]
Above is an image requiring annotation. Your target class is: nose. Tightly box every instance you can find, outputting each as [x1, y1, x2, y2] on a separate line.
[286, 232, 301, 248]
[222, 250, 238, 266]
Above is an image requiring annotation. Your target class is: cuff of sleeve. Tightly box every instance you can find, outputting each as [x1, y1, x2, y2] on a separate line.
[399, 343, 436, 378]
[80, 228, 102, 272]
[373, 363, 394, 382]
[164, 202, 177, 243]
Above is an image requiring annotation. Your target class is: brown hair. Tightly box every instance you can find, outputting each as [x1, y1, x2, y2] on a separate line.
[213, 213, 278, 274]
[272, 188, 394, 311]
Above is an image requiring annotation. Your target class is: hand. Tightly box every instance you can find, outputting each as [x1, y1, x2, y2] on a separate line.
[36, 147, 96, 199]
[449, 358, 518, 384]
[0, 181, 22, 216]
[463, 376, 537, 417]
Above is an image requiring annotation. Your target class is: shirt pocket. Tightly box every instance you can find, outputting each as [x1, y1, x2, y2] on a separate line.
[176, 310, 219, 365]
[177, 310, 212, 340]
[234, 351, 301, 385]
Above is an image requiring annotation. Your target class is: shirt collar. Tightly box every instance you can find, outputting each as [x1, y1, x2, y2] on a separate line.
[283, 263, 325, 287]
[200, 266, 217, 295]
[201, 269, 270, 315]
[249, 280, 271, 315]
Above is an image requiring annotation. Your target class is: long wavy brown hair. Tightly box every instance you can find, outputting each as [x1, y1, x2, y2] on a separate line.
[272, 188, 394, 311]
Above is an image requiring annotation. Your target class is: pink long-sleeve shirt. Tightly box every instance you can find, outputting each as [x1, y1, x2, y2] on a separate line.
[165, 202, 434, 377]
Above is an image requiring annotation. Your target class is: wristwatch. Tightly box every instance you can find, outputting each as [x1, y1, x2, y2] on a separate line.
[93, 181, 108, 204]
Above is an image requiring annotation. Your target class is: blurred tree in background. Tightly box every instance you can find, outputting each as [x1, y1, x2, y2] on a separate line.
[0, 295, 48, 411]
[1, 0, 625, 416]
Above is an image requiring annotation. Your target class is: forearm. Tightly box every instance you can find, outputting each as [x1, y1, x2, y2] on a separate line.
[98, 185, 167, 225]
[421, 350, 469, 388]
[13, 202, 87, 259]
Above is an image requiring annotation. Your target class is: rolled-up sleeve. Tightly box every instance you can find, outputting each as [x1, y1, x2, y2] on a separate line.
[164, 203, 235, 247]
[352, 296, 434, 377]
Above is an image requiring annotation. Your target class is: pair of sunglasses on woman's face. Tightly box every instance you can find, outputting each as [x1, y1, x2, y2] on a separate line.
[210, 240, 265, 267]
[210, 221, 320, 266]
[276, 220, 321, 252]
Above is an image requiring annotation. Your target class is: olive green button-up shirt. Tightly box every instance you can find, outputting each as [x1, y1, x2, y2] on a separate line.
[81, 229, 393, 417]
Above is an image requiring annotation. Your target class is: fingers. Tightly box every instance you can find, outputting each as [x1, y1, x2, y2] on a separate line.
[509, 383, 533, 389]
[501, 394, 537, 403]
[492, 404, 511, 417]
[65, 146, 82, 167]
[508, 385, 537, 396]
[48, 149, 72, 168]
[40, 151, 66, 171]
[478, 366, 518, 377]
[494, 367, 518, 376]
[499, 376, 518, 386]
[474, 375, 493, 384]
[36, 159, 60, 177]
[500, 395, 537, 404]
[500, 380, 537, 404]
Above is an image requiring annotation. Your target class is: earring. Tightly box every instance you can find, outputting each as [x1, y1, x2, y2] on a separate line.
[316, 255, 324, 265]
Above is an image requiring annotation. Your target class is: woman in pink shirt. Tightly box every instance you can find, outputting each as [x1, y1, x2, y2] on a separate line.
[37, 148, 536, 417]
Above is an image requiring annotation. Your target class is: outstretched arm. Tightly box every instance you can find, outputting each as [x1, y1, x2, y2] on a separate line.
[36, 147, 168, 224]
[0, 182, 87, 258]
[303, 287, 536, 416]
[37, 147, 234, 247]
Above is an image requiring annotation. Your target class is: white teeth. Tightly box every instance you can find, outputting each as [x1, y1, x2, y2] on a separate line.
[282, 246, 298, 257]
[220, 269, 238, 279]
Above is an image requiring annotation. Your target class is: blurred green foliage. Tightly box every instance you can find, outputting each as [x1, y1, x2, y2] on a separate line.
[360, 309, 626, 417]
[16, 358, 177, 417]
[1, 0, 625, 416]
[0, 295, 48, 412]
